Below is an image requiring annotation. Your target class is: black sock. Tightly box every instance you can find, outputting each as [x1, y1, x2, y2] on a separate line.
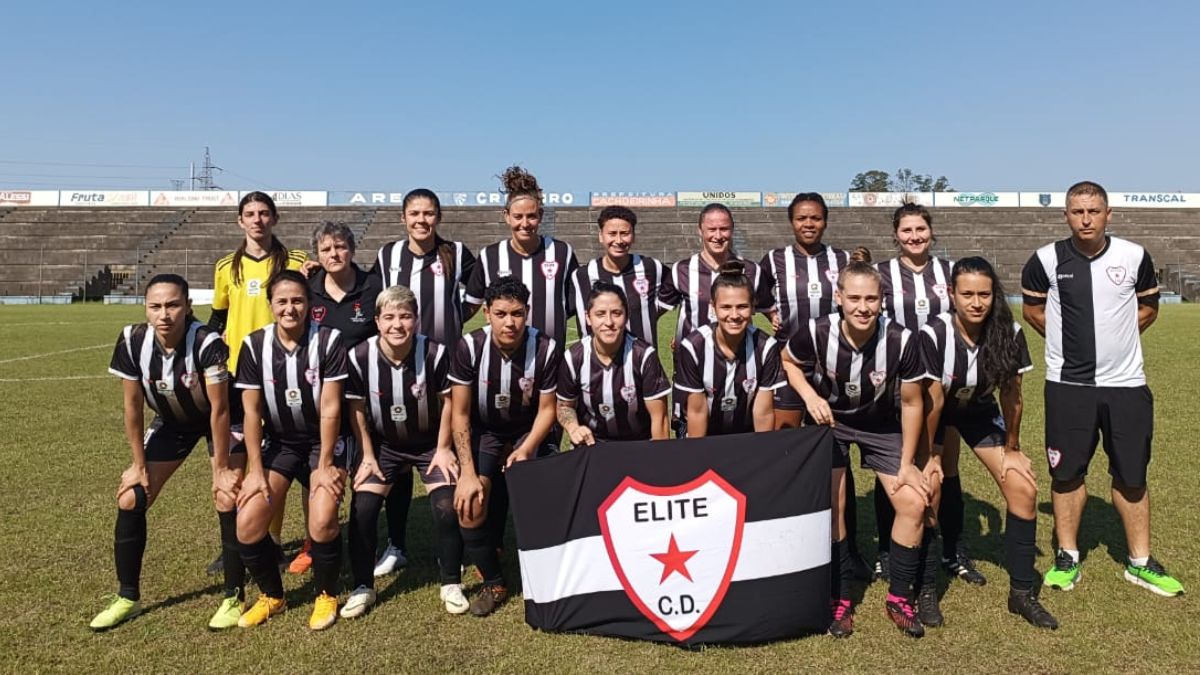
[939, 475, 964, 558]
[430, 487, 464, 584]
[384, 471, 413, 550]
[830, 538, 854, 599]
[113, 486, 148, 602]
[874, 478, 895, 555]
[240, 534, 284, 598]
[1005, 511, 1038, 591]
[843, 467, 858, 553]
[349, 491, 384, 590]
[916, 530, 939, 592]
[486, 476, 510, 551]
[888, 539, 921, 599]
[217, 510, 245, 600]
[462, 526, 503, 585]
[310, 536, 342, 596]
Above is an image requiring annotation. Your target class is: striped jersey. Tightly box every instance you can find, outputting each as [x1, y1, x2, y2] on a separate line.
[760, 243, 850, 340]
[918, 312, 1034, 411]
[235, 321, 349, 446]
[213, 247, 308, 371]
[674, 325, 785, 436]
[570, 254, 669, 346]
[557, 334, 671, 441]
[785, 315, 927, 426]
[1021, 236, 1158, 387]
[659, 254, 776, 343]
[465, 236, 578, 345]
[878, 256, 954, 330]
[374, 237, 475, 345]
[448, 326, 561, 437]
[346, 334, 450, 450]
[109, 320, 230, 431]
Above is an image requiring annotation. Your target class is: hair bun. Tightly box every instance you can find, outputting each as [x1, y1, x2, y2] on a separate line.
[717, 260, 746, 276]
[849, 247, 873, 264]
[499, 165, 542, 198]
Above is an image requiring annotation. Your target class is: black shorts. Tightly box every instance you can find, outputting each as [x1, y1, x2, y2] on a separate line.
[1044, 381, 1154, 488]
[369, 443, 455, 490]
[937, 403, 1007, 450]
[772, 383, 805, 411]
[143, 417, 246, 463]
[832, 421, 902, 476]
[263, 436, 350, 488]
[473, 430, 558, 480]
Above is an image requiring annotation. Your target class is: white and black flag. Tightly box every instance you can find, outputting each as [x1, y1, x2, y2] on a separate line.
[508, 427, 832, 645]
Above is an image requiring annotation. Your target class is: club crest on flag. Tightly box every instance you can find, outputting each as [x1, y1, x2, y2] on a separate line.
[598, 470, 747, 642]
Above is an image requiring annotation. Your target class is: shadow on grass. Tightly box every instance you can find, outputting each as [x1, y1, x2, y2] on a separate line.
[141, 582, 228, 617]
[1038, 494, 1130, 565]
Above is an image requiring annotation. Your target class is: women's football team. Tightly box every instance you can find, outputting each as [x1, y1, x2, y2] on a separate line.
[90, 171, 1059, 639]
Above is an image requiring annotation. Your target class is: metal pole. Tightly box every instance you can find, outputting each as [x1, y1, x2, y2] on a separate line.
[82, 250, 87, 302]
[39, 246, 43, 304]
[185, 248, 189, 287]
[136, 246, 141, 295]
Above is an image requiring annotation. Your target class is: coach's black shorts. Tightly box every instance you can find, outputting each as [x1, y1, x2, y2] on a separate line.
[143, 417, 246, 463]
[772, 383, 805, 411]
[263, 436, 350, 488]
[937, 402, 1007, 450]
[362, 442, 455, 490]
[1044, 381, 1153, 488]
[832, 421, 902, 476]
[473, 430, 558, 480]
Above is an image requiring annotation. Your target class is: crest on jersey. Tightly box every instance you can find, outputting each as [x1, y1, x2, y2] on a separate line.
[620, 384, 638, 404]
[868, 370, 887, 387]
[541, 261, 560, 280]
[305, 367, 320, 386]
[311, 306, 327, 322]
[824, 269, 838, 284]
[1106, 266, 1127, 286]
[1047, 447, 1062, 468]
[741, 377, 757, 394]
[932, 284, 948, 299]
[410, 380, 425, 400]
[430, 260, 444, 277]
[598, 470, 746, 642]
[633, 278, 651, 297]
[180, 372, 198, 389]
[518, 376, 535, 395]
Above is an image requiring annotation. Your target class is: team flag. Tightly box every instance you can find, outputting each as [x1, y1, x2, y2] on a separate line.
[508, 426, 833, 645]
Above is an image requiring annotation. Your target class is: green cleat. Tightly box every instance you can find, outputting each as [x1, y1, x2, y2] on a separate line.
[208, 595, 243, 630]
[1125, 557, 1184, 597]
[1044, 550, 1081, 591]
[89, 596, 141, 631]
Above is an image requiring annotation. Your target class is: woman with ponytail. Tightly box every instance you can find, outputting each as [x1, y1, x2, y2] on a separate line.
[917, 256, 1057, 629]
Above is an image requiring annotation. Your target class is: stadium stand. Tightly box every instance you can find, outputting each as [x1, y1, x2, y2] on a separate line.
[2, 206, 1197, 300]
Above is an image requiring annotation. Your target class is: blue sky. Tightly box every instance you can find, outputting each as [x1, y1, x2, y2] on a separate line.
[1, 0, 1196, 192]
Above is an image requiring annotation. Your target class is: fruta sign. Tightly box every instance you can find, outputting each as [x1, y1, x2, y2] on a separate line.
[598, 470, 746, 641]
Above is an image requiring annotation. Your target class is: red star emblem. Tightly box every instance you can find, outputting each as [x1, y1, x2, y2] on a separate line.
[649, 534, 698, 584]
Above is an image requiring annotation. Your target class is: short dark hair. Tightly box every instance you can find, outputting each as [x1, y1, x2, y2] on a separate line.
[787, 192, 829, 221]
[266, 269, 311, 301]
[698, 202, 734, 225]
[586, 280, 628, 313]
[1066, 180, 1108, 207]
[597, 205, 637, 230]
[145, 273, 189, 298]
[484, 277, 530, 306]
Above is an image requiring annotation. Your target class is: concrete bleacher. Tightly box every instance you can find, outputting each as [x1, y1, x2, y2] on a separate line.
[2, 206, 1197, 300]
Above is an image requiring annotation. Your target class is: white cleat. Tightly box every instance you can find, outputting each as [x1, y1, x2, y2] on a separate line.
[440, 583, 469, 615]
[373, 543, 408, 577]
[339, 586, 377, 619]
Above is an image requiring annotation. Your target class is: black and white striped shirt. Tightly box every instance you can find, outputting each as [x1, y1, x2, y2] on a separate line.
[785, 315, 927, 426]
[465, 236, 578, 345]
[346, 334, 450, 450]
[570, 255, 668, 346]
[918, 313, 1034, 411]
[659, 254, 776, 343]
[109, 320, 229, 431]
[448, 326, 561, 437]
[374, 237, 475, 345]
[878, 256, 954, 330]
[674, 325, 785, 436]
[1021, 236, 1158, 387]
[557, 334, 671, 441]
[235, 322, 349, 446]
[761, 244, 850, 340]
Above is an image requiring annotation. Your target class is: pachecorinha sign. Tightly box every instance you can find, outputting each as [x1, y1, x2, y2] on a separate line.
[508, 427, 833, 645]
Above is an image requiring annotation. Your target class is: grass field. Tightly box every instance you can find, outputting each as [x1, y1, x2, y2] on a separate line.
[1, 303, 1197, 673]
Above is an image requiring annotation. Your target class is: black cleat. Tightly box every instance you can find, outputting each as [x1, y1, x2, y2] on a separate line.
[205, 551, 224, 576]
[469, 584, 508, 617]
[917, 585, 944, 628]
[944, 553, 987, 586]
[1008, 588, 1059, 629]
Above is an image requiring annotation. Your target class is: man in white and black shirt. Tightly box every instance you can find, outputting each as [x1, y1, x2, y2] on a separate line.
[1022, 180, 1182, 597]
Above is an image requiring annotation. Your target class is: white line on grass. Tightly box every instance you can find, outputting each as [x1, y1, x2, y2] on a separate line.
[0, 374, 108, 382]
[0, 343, 109, 365]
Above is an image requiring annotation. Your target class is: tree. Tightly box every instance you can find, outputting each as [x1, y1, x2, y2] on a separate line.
[849, 170, 890, 192]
